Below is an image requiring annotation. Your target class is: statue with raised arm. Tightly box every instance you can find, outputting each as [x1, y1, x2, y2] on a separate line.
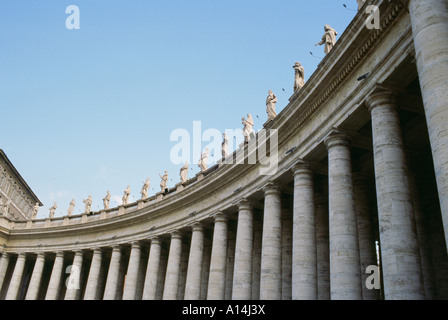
[222, 133, 229, 159]
[159, 171, 168, 192]
[140, 178, 150, 200]
[293, 62, 305, 92]
[242, 114, 255, 142]
[103, 191, 111, 210]
[180, 162, 189, 184]
[198, 148, 209, 172]
[49, 202, 58, 218]
[67, 199, 76, 217]
[32, 202, 40, 219]
[315, 25, 338, 55]
[83, 195, 93, 214]
[122, 185, 131, 205]
[266, 90, 278, 121]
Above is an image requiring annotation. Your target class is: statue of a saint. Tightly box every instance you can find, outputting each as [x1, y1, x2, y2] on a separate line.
[32, 202, 40, 219]
[67, 199, 76, 217]
[159, 171, 169, 192]
[180, 162, 189, 184]
[266, 90, 278, 121]
[293, 62, 305, 92]
[315, 25, 338, 55]
[103, 191, 111, 210]
[242, 114, 255, 142]
[49, 202, 58, 218]
[198, 148, 209, 172]
[0, 198, 4, 216]
[83, 195, 93, 214]
[122, 185, 131, 205]
[222, 133, 229, 159]
[140, 178, 150, 200]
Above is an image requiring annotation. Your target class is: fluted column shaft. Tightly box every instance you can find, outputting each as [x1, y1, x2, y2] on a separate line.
[25, 253, 46, 300]
[142, 237, 162, 300]
[232, 200, 254, 300]
[45, 252, 64, 300]
[84, 248, 103, 300]
[260, 183, 282, 300]
[0, 253, 10, 291]
[184, 223, 205, 300]
[103, 246, 122, 300]
[163, 231, 183, 300]
[65, 250, 83, 300]
[207, 213, 228, 300]
[123, 242, 142, 300]
[325, 131, 362, 300]
[367, 92, 424, 299]
[409, 0, 448, 251]
[5, 253, 27, 300]
[292, 162, 317, 300]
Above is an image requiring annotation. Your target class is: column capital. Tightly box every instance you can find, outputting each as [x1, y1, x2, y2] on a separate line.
[366, 89, 399, 113]
[110, 244, 122, 252]
[237, 198, 253, 211]
[291, 160, 312, 176]
[210, 211, 228, 223]
[130, 241, 142, 249]
[54, 251, 65, 258]
[262, 181, 280, 196]
[149, 236, 162, 245]
[34, 252, 46, 258]
[73, 250, 84, 257]
[170, 230, 183, 239]
[92, 247, 103, 255]
[189, 222, 205, 232]
[324, 128, 352, 150]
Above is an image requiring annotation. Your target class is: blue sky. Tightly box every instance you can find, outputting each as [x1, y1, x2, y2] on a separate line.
[0, 0, 357, 219]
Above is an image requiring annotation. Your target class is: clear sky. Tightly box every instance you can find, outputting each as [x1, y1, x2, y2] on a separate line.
[0, 0, 358, 219]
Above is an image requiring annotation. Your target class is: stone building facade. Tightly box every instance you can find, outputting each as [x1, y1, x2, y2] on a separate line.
[1, 0, 448, 300]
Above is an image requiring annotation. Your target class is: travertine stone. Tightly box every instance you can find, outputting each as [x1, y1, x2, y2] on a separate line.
[266, 90, 278, 121]
[123, 242, 142, 300]
[315, 193, 330, 300]
[64, 250, 83, 300]
[200, 234, 212, 300]
[207, 212, 228, 300]
[45, 252, 65, 300]
[232, 200, 253, 300]
[84, 248, 103, 300]
[163, 231, 183, 300]
[291, 161, 317, 300]
[103, 246, 122, 300]
[281, 209, 292, 300]
[184, 223, 205, 300]
[260, 182, 282, 300]
[366, 92, 424, 300]
[5, 253, 26, 300]
[143, 237, 162, 300]
[0, 253, 10, 291]
[251, 218, 262, 300]
[325, 131, 362, 300]
[409, 0, 448, 253]
[316, 25, 338, 55]
[25, 252, 46, 300]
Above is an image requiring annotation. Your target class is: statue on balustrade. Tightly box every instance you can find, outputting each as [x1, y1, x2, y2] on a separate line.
[83, 195, 93, 214]
[180, 162, 189, 184]
[32, 202, 40, 219]
[198, 148, 209, 172]
[160, 171, 169, 192]
[122, 185, 131, 205]
[293, 62, 305, 92]
[67, 199, 76, 217]
[266, 90, 278, 121]
[242, 114, 255, 142]
[222, 133, 229, 159]
[49, 202, 57, 218]
[315, 25, 338, 55]
[140, 178, 150, 200]
[103, 191, 111, 210]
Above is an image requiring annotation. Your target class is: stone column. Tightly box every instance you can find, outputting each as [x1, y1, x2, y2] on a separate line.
[0, 253, 10, 291]
[103, 246, 122, 300]
[291, 161, 317, 300]
[123, 242, 142, 300]
[232, 199, 254, 300]
[5, 253, 27, 300]
[25, 252, 46, 300]
[353, 173, 379, 300]
[45, 252, 65, 300]
[366, 92, 424, 299]
[163, 231, 183, 300]
[142, 237, 162, 300]
[64, 250, 83, 300]
[184, 223, 205, 300]
[409, 0, 448, 251]
[324, 130, 362, 300]
[315, 193, 330, 300]
[260, 182, 282, 300]
[84, 248, 103, 300]
[207, 212, 228, 300]
[281, 209, 293, 301]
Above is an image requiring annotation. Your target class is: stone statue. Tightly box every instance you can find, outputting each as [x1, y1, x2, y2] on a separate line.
[159, 171, 169, 192]
[122, 185, 131, 205]
[222, 133, 229, 158]
[67, 199, 76, 217]
[266, 90, 278, 121]
[0, 198, 4, 216]
[83, 195, 92, 214]
[242, 114, 255, 142]
[3, 200, 10, 217]
[49, 202, 57, 218]
[315, 25, 338, 55]
[32, 202, 40, 219]
[198, 148, 209, 172]
[180, 162, 189, 184]
[103, 191, 111, 210]
[293, 62, 305, 92]
[140, 178, 150, 200]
